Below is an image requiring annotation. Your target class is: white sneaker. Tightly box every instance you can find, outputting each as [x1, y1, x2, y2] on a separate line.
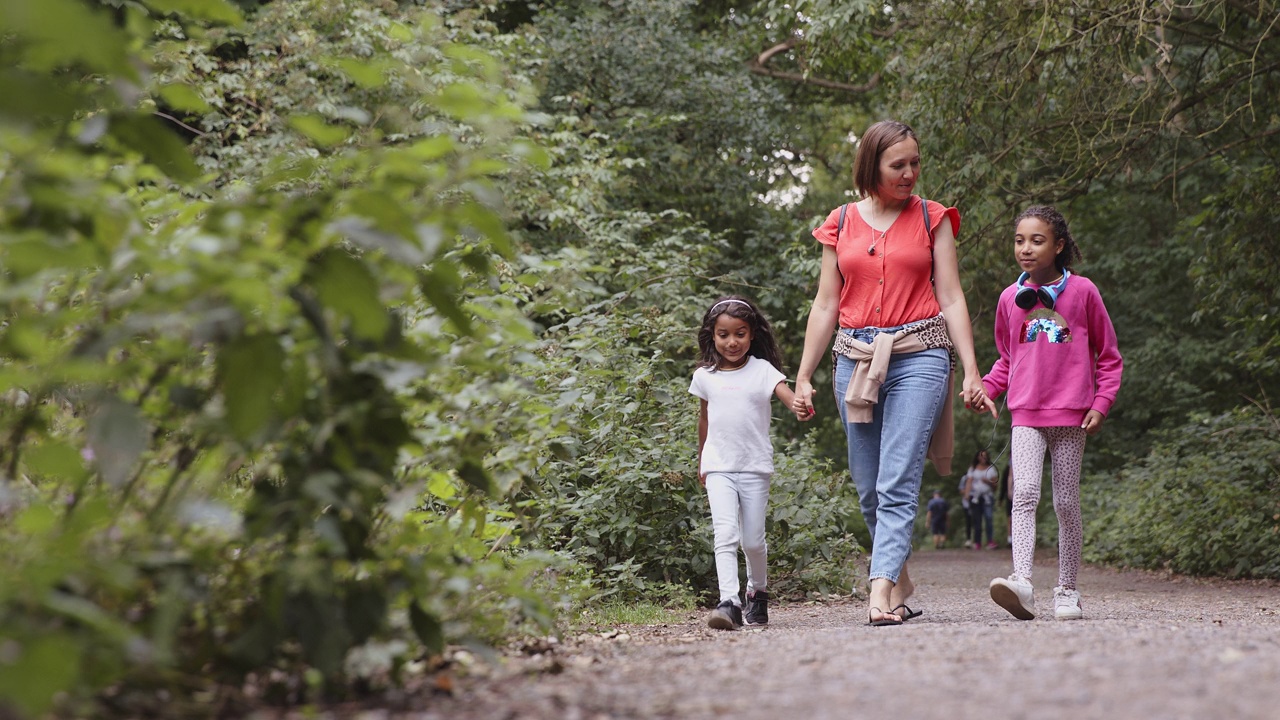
[1054, 586, 1083, 620]
[989, 575, 1035, 620]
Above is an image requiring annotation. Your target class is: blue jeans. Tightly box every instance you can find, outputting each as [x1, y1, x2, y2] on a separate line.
[970, 494, 994, 545]
[834, 327, 949, 584]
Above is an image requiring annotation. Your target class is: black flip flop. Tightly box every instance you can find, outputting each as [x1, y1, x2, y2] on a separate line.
[868, 607, 903, 626]
[890, 603, 923, 621]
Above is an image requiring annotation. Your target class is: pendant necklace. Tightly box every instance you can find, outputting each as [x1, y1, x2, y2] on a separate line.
[868, 228, 886, 255]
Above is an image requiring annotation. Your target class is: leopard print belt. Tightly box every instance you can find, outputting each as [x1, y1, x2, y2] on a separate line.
[832, 313, 954, 366]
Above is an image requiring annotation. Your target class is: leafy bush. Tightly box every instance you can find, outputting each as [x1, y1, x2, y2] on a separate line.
[0, 0, 561, 715]
[1085, 407, 1280, 578]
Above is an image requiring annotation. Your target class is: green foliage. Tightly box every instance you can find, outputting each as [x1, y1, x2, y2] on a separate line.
[1, 0, 560, 715]
[4, 0, 1280, 714]
[1187, 164, 1280, 383]
[1086, 408, 1280, 578]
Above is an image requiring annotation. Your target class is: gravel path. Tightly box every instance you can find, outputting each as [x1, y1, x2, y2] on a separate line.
[419, 549, 1280, 720]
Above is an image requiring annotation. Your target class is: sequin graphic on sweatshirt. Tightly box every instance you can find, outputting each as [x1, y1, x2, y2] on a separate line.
[1021, 309, 1072, 343]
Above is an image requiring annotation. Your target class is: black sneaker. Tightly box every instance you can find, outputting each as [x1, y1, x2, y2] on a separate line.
[707, 600, 743, 630]
[744, 590, 769, 625]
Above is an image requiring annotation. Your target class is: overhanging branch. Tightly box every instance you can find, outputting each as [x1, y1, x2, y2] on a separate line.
[747, 36, 882, 95]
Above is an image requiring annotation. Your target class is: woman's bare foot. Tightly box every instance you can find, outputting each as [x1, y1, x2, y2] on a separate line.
[868, 578, 901, 625]
[889, 564, 914, 608]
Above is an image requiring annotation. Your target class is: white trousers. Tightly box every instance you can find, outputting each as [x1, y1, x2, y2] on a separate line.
[705, 471, 771, 605]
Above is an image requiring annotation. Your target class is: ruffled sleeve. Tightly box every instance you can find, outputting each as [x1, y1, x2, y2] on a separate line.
[812, 205, 846, 247]
[924, 199, 960, 240]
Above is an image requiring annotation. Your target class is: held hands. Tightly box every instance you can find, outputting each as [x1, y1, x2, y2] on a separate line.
[1082, 409, 1105, 435]
[961, 376, 998, 417]
[792, 379, 817, 421]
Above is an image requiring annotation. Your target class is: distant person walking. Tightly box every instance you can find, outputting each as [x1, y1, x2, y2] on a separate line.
[926, 490, 949, 549]
[792, 119, 997, 626]
[980, 206, 1123, 621]
[962, 449, 999, 549]
[690, 296, 810, 630]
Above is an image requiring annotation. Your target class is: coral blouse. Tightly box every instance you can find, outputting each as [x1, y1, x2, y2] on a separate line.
[813, 196, 960, 329]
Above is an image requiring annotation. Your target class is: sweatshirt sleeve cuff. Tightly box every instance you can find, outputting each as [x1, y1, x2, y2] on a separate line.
[1091, 396, 1114, 417]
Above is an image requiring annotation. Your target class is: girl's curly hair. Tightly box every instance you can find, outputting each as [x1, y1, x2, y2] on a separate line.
[1016, 205, 1082, 271]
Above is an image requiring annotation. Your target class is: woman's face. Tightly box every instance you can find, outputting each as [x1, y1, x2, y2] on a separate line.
[875, 137, 920, 203]
[978, 450, 990, 465]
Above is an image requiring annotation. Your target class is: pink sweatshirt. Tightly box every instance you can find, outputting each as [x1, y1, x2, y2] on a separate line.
[981, 274, 1123, 427]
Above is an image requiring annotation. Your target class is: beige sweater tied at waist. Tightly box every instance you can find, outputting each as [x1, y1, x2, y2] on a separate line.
[832, 314, 956, 476]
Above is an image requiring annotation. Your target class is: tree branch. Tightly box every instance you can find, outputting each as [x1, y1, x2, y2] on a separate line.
[1158, 126, 1280, 185]
[747, 36, 882, 95]
[154, 111, 208, 138]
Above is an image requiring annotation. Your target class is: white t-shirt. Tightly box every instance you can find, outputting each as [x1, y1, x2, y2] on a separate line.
[689, 356, 786, 475]
[967, 465, 999, 501]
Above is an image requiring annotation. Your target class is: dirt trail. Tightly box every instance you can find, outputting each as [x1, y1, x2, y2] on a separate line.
[421, 549, 1280, 720]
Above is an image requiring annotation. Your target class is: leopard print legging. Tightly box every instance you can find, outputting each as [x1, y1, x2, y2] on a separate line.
[1010, 425, 1087, 589]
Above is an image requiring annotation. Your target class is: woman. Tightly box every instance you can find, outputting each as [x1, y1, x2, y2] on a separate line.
[963, 449, 999, 550]
[793, 120, 996, 626]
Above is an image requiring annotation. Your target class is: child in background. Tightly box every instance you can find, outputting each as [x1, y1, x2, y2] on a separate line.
[981, 206, 1123, 621]
[690, 296, 809, 630]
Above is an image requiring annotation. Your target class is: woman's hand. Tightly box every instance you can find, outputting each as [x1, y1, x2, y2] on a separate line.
[793, 378, 816, 419]
[1082, 410, 1105, 435]
[961, 375, 998, 417]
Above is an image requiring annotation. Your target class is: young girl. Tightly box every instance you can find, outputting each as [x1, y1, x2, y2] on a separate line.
[981, 206, 1123, 621]
[689, 295, 808, 630]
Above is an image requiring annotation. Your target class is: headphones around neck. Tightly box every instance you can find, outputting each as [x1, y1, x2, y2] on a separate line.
[1014, 269, 1071, 310]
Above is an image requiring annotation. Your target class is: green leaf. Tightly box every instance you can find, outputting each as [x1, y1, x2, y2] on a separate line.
[332, 58, 388, 89]
[420, 266, 473, 335]
[409, 602, 444, 652]
[86, 396, 148, 487]
[437, 82, 490, 120]
[23, 441, 89, 483]
[457, 459, 492, 495]
[407, 136, 455, 161]
[0, 69, 79, 120]
[217, 333, 285, 441]
[289, 114, 350, 148]
[140, 0, 244, 24]
[309, 250, 391, 341]
[156, 83, 211, 113]
[2, 237, 102, 278]
[107, 112, 201, 182]
[14, 505, 57, 536]
[0, 635, 83, 717]
[426, 473, 458, 500]
[349, 190, 415, 241]
[0, 0, 134, 78]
